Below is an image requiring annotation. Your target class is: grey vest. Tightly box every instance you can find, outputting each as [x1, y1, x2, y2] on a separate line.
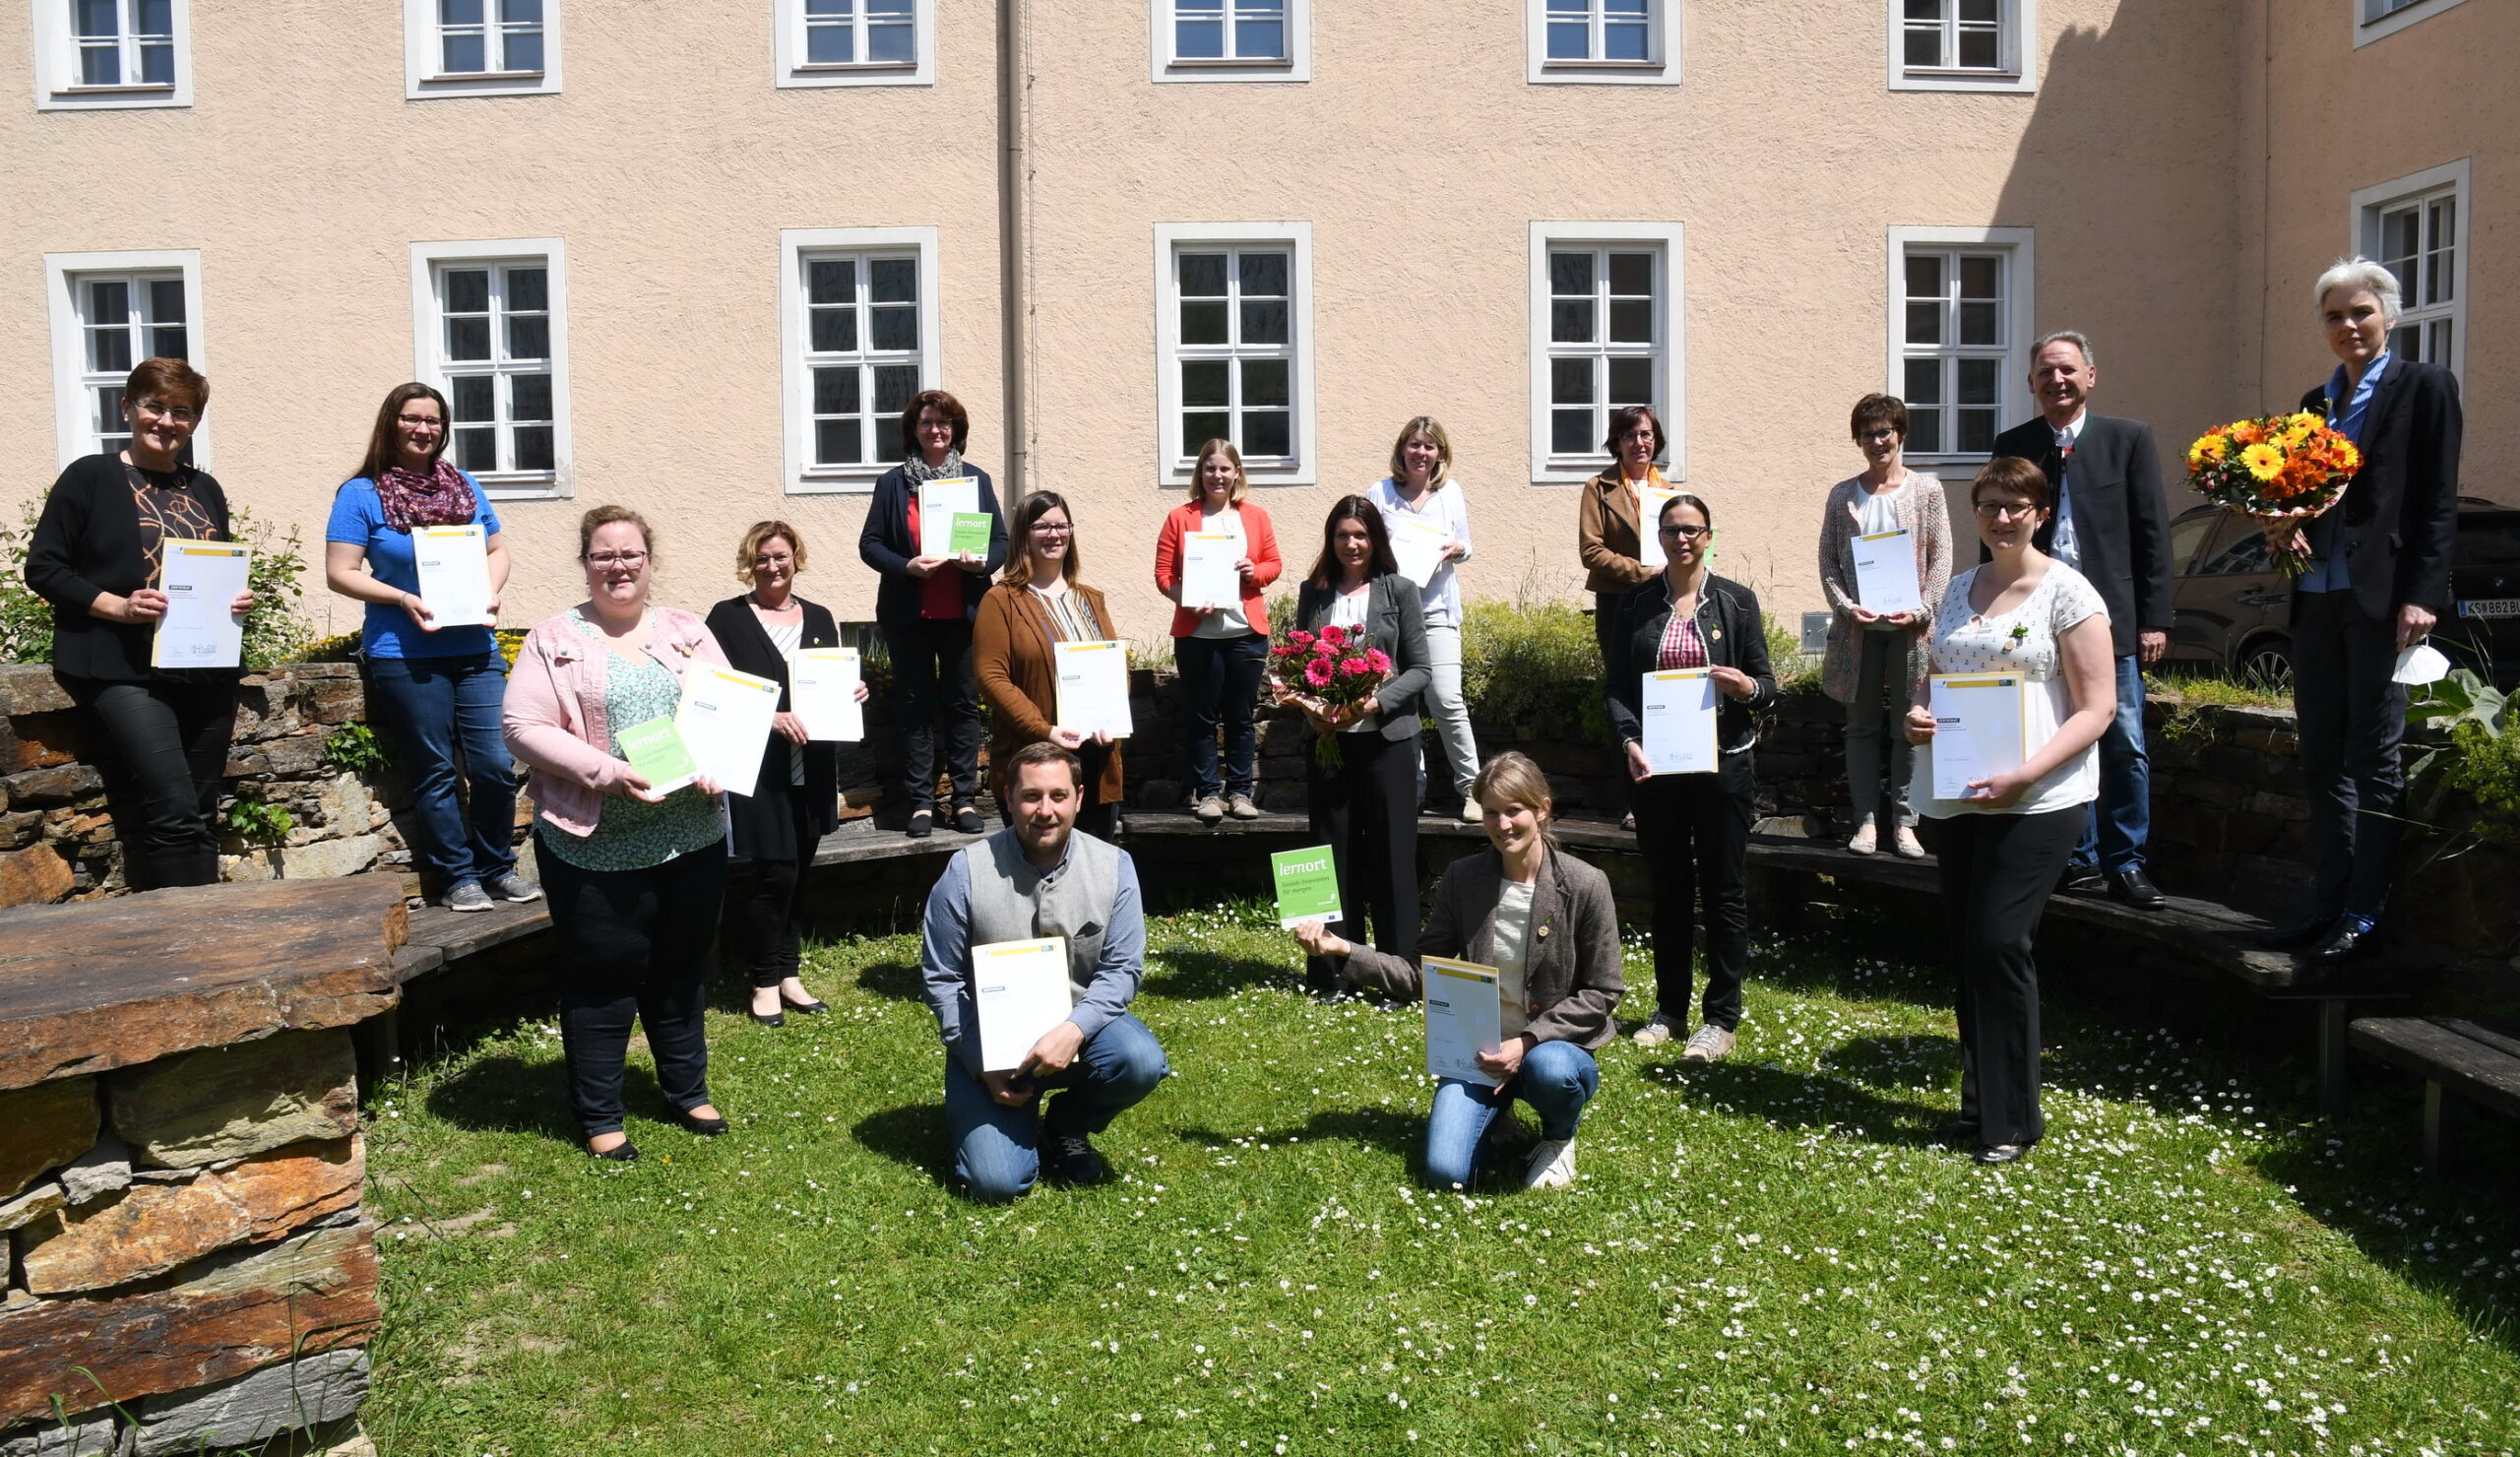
[960, 828, 1122, 1007]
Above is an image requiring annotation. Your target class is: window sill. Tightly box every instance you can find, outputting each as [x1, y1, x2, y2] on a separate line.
[54, 82, 179, 95]
[1165, 55, 1293, 68]
[792, 61, 919, 73]
[1540, 58, 1666, 70]
[424, 69, 548, 83]
[789, 472, 883, 495]
[472, 472, 563, 496]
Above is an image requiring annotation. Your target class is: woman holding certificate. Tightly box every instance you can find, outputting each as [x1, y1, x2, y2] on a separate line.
[1605, 493, 1776, 1061]
[1576, 405, 1671, 832]
[1815, 394, 1949, 860]
[858, 390, 1007, 839]
[974, 493, 1127, 840]
[504, 507, 735, 1161]
[26, 357, 254, 892]
[1153, 439, 1283, 826]
[323, 383, 533, 913]
[1295, 752, 1622, 1190]
[706, 522, 870, 1028]
[1292, 498, 1431, 995]
[1902, 457, 2115, 1167]
[1367, 416, 1481, 823]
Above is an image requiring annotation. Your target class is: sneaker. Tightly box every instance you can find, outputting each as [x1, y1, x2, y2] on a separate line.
[1228, 793, 1263, 820]
[1044, 1132, 1108, 1187]
[1631, 1012, 1680, 1048]
[1524, 1137, 1577, 1189]
[443, 880, 492, 914]
[1193, 795, 1226, 826]
[486, 871, 542, 903]
[1681, 1025, 1736, 1063]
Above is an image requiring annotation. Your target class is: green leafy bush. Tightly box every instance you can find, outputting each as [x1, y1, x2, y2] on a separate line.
[220, 789, 295, 844]
[0, 502, 51, 664]
[323, 720, 392, 774]
[1460, 595, 1609, 739]
[2407, 668, 2519, 849]
[0, 499, 315, 669]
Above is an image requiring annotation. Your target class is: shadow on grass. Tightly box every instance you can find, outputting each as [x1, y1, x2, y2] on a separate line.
[421, 1051, 664, 1141]
[1818, 1033, 1964, 1088]
[852, 1102, 954, 1184]
[1175, 1106, 1420, 1158]
[856, 961, 925, 1002]
[1640, 1056, 1952, 1148]
[1144, 948, 1298, 999]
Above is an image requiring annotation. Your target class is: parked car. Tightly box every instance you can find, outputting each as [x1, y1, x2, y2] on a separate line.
[2162, 498, 2520, 686]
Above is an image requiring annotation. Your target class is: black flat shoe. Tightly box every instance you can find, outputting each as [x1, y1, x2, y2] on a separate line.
[675, 1109, 729, 1136]
[2307, 918, 2379, 964]
[2107, 868, 2168, 911]
[1973, 1143, 2029, 1166]
[588, 1139, 639, 1162]
[951, 803, 985, 835]
[906, 809, 934, 840]
[747, 1007, 785, 1028]
[2058, 865, 2106, 895]
[782, 996, 830, 1015]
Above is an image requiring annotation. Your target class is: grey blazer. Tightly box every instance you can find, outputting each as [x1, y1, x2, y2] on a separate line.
[1340, 844, 1625, 1050]
[1292, 573, 1433, 742]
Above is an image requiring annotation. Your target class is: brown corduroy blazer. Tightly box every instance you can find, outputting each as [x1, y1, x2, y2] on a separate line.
[972, 578, 1127, 804]
[1576, 467, 1661, 598]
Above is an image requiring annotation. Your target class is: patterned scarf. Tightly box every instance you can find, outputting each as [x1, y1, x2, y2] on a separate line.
[374, 459, 478, 531]
[905, 448, 966, 485]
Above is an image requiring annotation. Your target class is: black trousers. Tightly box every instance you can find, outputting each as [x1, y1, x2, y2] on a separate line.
[2292, 591, 2407, 919]
[1933, 805, 2083, 1148]
[64, 674, 238, 891]
[724, 795, 816, 988]
[1632, 756, 1755, 1030]
[539, 835, 729, 1139]
[1305, 731, 1418, 989]
[884, 617, 982, 813]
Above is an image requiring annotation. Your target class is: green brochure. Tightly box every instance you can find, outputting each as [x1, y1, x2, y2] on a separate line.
[616, 716, 697, 793]
[948, 511, 992, 555]
[1270, 845, 1343, 927]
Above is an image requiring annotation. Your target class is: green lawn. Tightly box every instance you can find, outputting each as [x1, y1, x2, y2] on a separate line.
[361, 903, 2520, 1456]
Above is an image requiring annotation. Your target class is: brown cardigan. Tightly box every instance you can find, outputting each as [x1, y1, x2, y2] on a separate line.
[1576, 467, 1662, 597]
[972, 579, 1127, 804]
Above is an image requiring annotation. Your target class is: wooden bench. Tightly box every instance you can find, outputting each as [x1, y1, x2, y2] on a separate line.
[2346, 1016, 2520, 1176]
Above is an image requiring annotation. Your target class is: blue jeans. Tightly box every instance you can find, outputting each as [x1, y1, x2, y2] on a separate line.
[2072, 653, 2151, 874]
[1174, 632, 1267, 800]
[944, 1013, 1169, 1203]
[364, 650, 520, 890]
[1422, 1040, 1600, 1191]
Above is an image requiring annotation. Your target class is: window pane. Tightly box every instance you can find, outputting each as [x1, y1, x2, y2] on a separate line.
[806, 24, 852, 63]
[1957, 29, 1997, 68]
[1243, 411, 1292, 459]
[1181, 359, 1229, 409]
[1903, 356, 1942, 405]
[80, 42, 119, 85]
[810, 308, 858, 353]
[813, 366, 860, 415]
[512, 426, 554, 473]
[94, 387, 126, 439]
[1175, 19, 1224, 57]
[2387, 324, 2417, 361]
[1906, 301, 1942, 346]
[146, 279, 185, 324]
[1551, 409, 1595, 456]
[149, 325, 187, 359]
[1606, 21, 1648, 62]
[441, 0, 485, 24]
[507, 267, 549, 313]
[870, 258, 915, 304]
[451, 376, 495, 421]
[442, 32, 485, 72]
[2429, 318, 2452, 366]
[1549, 252, 1594, 297]
[869, 305, 917, 351]
[1957, 410, 1997, 455]
[90, 325, 133, 374]
[1958, 255, 1999, 299]
[807, 259, 854, 305]
[1606, 252, 1652, 296]
[86, 279, 130, 328]
[1547, 0, 1587, 11]
[1958, 301, 1997, 346]
[1959, 0, 1996, 21]
[139, 0, 173, 35]
[1235, 20, 1284, 59]
[506, 314, 549, 360]
[1182, 412, 1231, 457]
[445, 269, 490, 313]
[872, 364, 918, 415]
[869, 21, 914, 63]
[1546, 19, 1589, 60]
[1905, 255, 1942, 300]
[816, 419, 862, 466]
[447, 317, 491, 361]
[1241, 358, 1289, 408]
[1179, 301, 1229, 346]
[1906, 0, 1942, 17]
[869, 0, 912, 12]
[1904, 27, 1940, 67]
[1179, 254, 1228, 296]
[1608, 299, 1652, 344]
[453, 428, 497, 471]
[1550, 357, 1594, 406]
[1957, 358, 1999, 405]
[140, 42, 173, 85]
[1240, 299, 1288, 345]
[504, 31, 544, 72]
[1906, 411, 1942, 456]
[1606, 356, 1653, 405]
[74, 0, 117, 38]
[510, 372, 553, 421]
[1550, 300, 1594, 345]
[1238, 252, 1288, 297]
[501, 0, 542, 21]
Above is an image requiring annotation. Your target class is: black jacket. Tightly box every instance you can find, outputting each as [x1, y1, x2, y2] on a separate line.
[1292, 574, 1432, 742]
[704, 594, 843, 860]
[27, 453, 234, 681]
[1988, 412, 2173, 659]
[1605, 572, 1778, 756]
[856, 464, 1009, 631]
[2294, 359, 2463, 622]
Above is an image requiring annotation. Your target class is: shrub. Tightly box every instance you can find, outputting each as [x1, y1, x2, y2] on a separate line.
[323, 720, 392, 774]
[1459, 596, 1609, 739]
[220, 789, 296, 844]
[0, 499, 314, 669]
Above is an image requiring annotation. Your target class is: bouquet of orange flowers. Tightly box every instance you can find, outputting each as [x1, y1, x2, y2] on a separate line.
[2185, 412, 2362, 577]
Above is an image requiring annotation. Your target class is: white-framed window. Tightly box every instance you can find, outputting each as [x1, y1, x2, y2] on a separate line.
[43, 250, 207, 467]
[1886, 226, 2035, 463]
[31, 0, 193, 110]
[2352, 159, 2471, 381]
[775, 0, 935, 89]
[2355, 0, 2473, 48]
[779, 227, 942, 494]
[1528, 223, 1685, 484]
[1151, 0, 1309, 83]
[1887, 0, 2036, 94]
[1526, 0, 1679, 86]
[410, 240, 571, 497]
[1154, 223, 1315, 485]
[404, 0, 562, 98]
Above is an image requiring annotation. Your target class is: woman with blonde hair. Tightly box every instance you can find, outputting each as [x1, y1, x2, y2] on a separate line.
[1295, 751, 1623, 1190]
[1368, 415, 1480, 821]
[1154, 438, 1283, 824]
[975, 492, 1126, 839]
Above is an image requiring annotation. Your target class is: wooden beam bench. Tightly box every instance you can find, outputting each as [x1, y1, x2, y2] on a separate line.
[2346, 1016, 2520, 1176]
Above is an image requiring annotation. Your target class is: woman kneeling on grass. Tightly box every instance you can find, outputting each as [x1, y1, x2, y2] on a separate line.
[1294, 752, 1624, 1190]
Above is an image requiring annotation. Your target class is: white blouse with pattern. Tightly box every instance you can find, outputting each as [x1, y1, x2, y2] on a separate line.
[1910, 563, 2108, 820]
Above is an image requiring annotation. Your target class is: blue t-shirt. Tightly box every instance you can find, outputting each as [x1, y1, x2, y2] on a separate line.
[324, 475, 503, 659]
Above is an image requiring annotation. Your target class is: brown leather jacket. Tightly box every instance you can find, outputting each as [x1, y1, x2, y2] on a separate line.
[1576, 467, 1661, 597]
[972, 579, 1128, 804]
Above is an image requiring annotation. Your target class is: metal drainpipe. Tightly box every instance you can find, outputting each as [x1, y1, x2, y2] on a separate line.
[996, 0, 1029, 502]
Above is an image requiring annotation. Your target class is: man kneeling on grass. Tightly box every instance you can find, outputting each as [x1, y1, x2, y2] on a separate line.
[920, 738, 1169, 1202]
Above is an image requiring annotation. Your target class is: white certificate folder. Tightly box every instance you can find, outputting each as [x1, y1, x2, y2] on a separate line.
[1423, 958, 1504, 1088]
[1928, 673, 2028, 801]
[916, 477, 982, 558]
[1850, 529, 1922, 615]
[1053, 640, 1134, 737]
[412, 524, 494, 627]
[675, 665, 784, 793]
[1180, 532, 1241, 611]
[973, 936, 1074, 1071]
[1639, 668, 1720, 775]
[789, 648, 863, 741]
[152, 539, 249, 669]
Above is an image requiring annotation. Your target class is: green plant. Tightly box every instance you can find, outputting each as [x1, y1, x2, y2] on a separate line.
[2405, 667, 2518, 850]
[1762, 612, 1823, 695]
[323, 720, 393, 775]
[220, 789, 296, 844]
[1458, 594, 1609, 739]
[301, 629, 364, 663]
[0, 501, 55, 664]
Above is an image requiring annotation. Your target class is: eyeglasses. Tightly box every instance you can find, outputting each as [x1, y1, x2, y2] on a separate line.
[395, 413, 443, 429]
[1618, 429, 1658, 443]
[585, 551, 650, 568]
[1659, 524, 1710, 539]
[916, 417, 957, 433]
[1858, 428, 1900, 444]
[1031, 523, 1073, 536]
[1974, 501, 2041, 521]
[132, 399, 198, 424]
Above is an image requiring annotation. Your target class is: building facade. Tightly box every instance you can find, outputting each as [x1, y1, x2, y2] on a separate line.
[2, 0, 2504, 646]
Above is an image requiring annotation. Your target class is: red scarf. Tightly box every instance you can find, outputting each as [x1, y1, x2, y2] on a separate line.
[374, 459, 478, 531]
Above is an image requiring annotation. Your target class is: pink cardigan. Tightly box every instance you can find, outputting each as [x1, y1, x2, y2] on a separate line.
[502, 604, 730, 839]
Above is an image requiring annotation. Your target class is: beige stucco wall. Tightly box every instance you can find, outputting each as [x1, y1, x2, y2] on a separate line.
[1, 0, 2501, 658]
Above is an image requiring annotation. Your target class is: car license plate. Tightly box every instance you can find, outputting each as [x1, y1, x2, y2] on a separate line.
[2458, 599, 2520, 618]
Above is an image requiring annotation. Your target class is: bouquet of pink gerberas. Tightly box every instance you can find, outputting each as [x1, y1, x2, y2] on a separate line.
[1268, 623, 1390, 768]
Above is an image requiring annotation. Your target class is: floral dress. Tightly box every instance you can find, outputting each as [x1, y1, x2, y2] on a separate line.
[536, 610, 727, 871]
